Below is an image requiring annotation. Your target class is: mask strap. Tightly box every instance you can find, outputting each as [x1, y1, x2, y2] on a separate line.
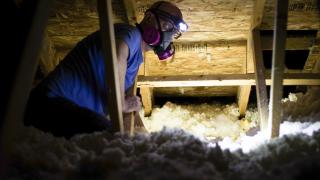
[153, 12, 163, 44]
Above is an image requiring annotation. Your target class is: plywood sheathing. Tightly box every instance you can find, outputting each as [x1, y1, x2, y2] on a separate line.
[135, 0, 253, 41]
[145, 41, 246, 76]
[261, 0, 320, 30]
[47, 0, 127, 60]
[45, 0, 320, 98]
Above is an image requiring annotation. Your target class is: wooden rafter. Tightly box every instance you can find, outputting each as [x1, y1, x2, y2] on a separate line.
[238, 0, 266, 116]
[268, 0, 289, 139]
[97, 0, 124, 133]
[252, 28, 269, 134]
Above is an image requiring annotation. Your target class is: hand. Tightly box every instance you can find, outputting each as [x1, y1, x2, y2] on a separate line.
[123, 96, 142, 113]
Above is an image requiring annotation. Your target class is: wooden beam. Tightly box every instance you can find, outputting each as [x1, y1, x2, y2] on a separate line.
[137, 73, 320, 87]
[251, 28, 269, 135]
[130, 78, 138, 136]
[268, 0, 289, 139]
[140, 86, 154, 117]
[238, 42, 251, 116]
[238, 0, 266, 117]
[1, 0, 52, 170]
[122, 0, 137, 25]
[97, 0, 124, 133]
[237, 86, 251, 117]
[250, 0, 266, 30]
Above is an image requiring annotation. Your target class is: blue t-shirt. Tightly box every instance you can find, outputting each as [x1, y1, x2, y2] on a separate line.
[37, 23, 143, 116]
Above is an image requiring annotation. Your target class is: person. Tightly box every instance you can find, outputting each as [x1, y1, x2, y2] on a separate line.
[24, 1, 188, 138]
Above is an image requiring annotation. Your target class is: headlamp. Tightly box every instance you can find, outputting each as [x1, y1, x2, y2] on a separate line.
[178, 22, 188, 32]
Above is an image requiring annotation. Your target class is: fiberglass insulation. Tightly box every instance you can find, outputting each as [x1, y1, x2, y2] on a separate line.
[4, 88, 320, 180]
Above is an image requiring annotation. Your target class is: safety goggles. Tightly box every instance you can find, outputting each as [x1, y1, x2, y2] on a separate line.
[146, 8, 188, 39]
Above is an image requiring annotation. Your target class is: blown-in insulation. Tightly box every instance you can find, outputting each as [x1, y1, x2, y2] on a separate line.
[4, 88, 320, 179]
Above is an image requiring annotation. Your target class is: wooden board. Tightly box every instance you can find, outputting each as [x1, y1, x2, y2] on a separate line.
[47, 0, 127, 51]
[44, 0, 320, 99]
[140, 87, 154, 116]
[251, 29, 269, 133]
[145, 41, 246, 76]
[97, 0, 124, 133]
[137, 73, 320, 87]
[268, 0, 289, 138]
[47, 0, 320, 51]
[261, 0, 320, 30]
[135, 0, 253, 41]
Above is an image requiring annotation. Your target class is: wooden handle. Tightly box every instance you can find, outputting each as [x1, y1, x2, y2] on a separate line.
[129, 77, 138, 136]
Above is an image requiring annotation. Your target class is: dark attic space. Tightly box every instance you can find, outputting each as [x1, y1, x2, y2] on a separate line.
[1, 0, 320, 179]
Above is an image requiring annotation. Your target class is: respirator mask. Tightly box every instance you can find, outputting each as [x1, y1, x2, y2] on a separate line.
[138, 7, 188, 60]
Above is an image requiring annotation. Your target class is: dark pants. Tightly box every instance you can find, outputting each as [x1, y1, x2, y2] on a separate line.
[24, 88, 111, 139]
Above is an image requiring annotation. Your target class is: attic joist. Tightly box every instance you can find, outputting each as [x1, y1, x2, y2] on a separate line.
[137, 73, 320, 87]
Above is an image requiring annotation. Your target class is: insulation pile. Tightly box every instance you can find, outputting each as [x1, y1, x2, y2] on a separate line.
[142, 101, 257, 141]
[4, 88, 320, 179]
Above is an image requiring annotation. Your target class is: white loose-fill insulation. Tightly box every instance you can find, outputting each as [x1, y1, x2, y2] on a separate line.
[4, 88, 320, 179]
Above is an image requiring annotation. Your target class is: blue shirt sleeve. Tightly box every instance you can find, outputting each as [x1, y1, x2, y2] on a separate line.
[115, 24, 143, 90]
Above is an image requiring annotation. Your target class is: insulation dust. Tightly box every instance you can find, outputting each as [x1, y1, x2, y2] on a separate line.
[4, 88, 320, 179]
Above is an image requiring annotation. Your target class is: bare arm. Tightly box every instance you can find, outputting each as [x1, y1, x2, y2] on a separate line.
[116, 39, 141, 113]
[116, 39, 128, 112]
[116, 40, 145, 132]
